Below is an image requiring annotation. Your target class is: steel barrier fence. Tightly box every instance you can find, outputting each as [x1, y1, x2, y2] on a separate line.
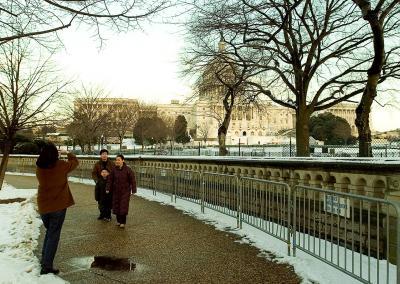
[154, 167, 174, 201]
[292, 185, 400, 284]
[4, 160, 399, 283]
[240, 177, 292, 255]
[133, 166, 155, 192]
[133, 166, 399, 284]
[174, 169, 202, 205]
[201, 172, 240, 223]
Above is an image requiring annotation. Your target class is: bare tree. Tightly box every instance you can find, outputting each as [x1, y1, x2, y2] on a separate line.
[182, 32, 259, 155]
[0, 0, 170, 46]
[0, 39, 67, 188]
[184, 0, 400, 156]
[66, 86, 112, 153]
[112, 100, 140, 151]
[352, 0, 400, 156]
[197, 121, 211, 143]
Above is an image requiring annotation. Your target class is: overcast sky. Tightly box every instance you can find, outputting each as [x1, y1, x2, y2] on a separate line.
[53, 23, 400, 132]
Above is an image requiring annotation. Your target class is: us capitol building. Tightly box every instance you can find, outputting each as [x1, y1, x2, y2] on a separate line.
[156, 99, 356, 145]
[70, 97, 356, 145]
[156, 39, 357, 145]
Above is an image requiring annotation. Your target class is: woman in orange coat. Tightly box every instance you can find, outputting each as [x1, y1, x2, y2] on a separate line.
[36, 143, 79, 275]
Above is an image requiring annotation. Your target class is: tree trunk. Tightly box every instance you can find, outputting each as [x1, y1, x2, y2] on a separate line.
[295, 109, 311, 157]
[218, 123, 229, 156]
[355, 75, 378, 157]
[218, 106, 233, 156]
[354, 6, 384, 157]
[119, 136, 123, 151]
[0, 140, 13, 190]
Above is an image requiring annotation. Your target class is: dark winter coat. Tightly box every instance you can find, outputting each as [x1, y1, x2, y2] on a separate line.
[106, 163, 137, 215]
[95, 177, 109, 202]
[36, 153, 79, 214]
[92, 159, 114, 182]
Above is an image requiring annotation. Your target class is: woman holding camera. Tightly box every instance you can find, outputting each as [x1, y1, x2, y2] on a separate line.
[36, 143, 79, 275]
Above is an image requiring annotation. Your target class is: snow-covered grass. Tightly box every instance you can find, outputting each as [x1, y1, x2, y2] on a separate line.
[0, 182, 66, 284]
[3, 173, 398, 284]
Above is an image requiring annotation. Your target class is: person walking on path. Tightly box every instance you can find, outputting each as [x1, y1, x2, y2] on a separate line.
[92, 149, 113, 220]
[94, 169, 112, 221]
[106, 154, 136, 228]
[36, 143, 79, 275]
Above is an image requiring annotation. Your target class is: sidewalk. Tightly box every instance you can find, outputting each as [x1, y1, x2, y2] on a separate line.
[5, 175, 301, 284]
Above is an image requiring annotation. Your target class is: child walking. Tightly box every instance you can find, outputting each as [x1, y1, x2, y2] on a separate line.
[95, 169, 112, 221]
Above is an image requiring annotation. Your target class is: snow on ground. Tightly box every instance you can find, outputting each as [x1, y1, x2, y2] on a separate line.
[3, 173, 397, 283]
[0, 182, 66, 284]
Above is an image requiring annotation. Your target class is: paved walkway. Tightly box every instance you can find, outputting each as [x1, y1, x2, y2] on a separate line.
[6, 175, 301, 284]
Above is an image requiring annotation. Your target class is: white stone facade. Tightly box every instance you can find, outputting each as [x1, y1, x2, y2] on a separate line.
[156, 99, 356, 145]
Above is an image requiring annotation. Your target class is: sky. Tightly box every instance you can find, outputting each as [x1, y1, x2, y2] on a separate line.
[1, 173, 396, 283]
[54, 23, 192, 105]
[52, 22, 400, 132]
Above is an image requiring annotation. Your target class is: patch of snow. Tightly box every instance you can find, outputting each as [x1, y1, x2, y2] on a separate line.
[0, 182, 67, 284]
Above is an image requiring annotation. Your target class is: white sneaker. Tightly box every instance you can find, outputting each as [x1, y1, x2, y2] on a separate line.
[119, 224, 125, 228]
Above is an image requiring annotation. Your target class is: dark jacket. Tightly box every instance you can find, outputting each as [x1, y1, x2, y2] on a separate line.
[95, 177, 108, 202]
[36, 153, 79, 214]
[92, 159, 114, 182]
[107, 163, 137, 215]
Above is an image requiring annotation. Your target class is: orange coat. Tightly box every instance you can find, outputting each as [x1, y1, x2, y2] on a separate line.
[36, 153, 79, 214]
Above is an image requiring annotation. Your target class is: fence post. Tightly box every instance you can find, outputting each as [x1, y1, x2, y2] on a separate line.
[174, 168, 177, 203]
[201, 172, 205, 213]
[292, 185, 297, 257]
[238, 176, 243, 229]
[153, 168, 157, 196]
[171, 168, 175, 203]
[236, 176, 241, 228]
[287, 183, 291, 256]
[395, 202, 400, 283]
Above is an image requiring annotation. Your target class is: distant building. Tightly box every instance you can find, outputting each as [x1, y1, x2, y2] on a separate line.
[154, 98, 356, 145]
[321, 103, 357, 135]
[68, 97, 356, 146]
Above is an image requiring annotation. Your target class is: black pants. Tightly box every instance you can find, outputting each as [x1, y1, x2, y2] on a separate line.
[98, 193, 112, 219]
[116, 214, 127, 224]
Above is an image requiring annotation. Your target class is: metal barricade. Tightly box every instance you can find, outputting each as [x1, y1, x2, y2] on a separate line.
[202, 172, 239, 222]
[241, 177, 291, 255]
[293, 185, 400, 284]
[134, 166, 155, 191]
[174, 169, 202, 205]
[154, 167, 174, 200]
